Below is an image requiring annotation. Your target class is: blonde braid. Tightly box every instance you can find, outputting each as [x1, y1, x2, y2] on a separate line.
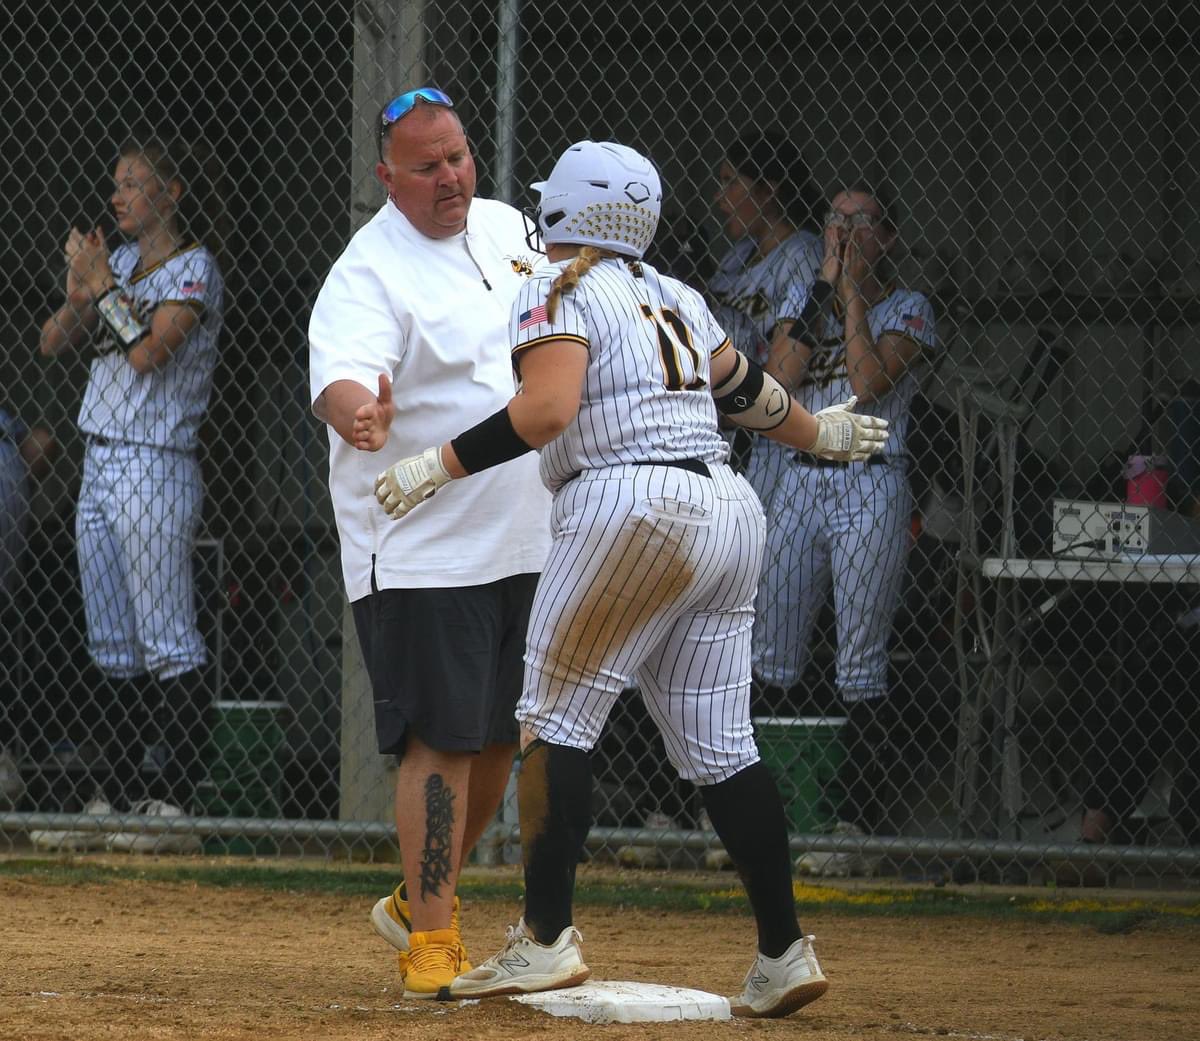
[545, 246, 618, 321]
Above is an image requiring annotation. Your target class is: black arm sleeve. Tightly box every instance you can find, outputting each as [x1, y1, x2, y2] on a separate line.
[787, 279, 835, 346]
[450, 406, 534, 475]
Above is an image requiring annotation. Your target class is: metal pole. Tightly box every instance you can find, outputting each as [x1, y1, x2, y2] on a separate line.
[5, 812, 1199, 872]
[493, 0, 521, 204]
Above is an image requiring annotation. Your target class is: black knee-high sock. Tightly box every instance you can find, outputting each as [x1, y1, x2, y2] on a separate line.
[103, 676, 151, 810]
[701, 762, 801, 958]
[153, 669, 211, 812]
[836, 697, 897, 832]
[520, 740, 593, 945]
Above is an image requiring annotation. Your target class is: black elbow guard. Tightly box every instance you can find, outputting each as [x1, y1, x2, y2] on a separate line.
[712, 352, 791, 432]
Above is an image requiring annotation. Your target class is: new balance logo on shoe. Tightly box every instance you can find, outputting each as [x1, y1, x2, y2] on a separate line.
[449, 919, 590, 999]
[745, 968, 770, 992]
[497, 950, 532, 972]
[731, 935, 829, 1019]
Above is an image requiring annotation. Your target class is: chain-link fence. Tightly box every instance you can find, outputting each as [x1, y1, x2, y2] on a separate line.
[1, 1, 1198, 887]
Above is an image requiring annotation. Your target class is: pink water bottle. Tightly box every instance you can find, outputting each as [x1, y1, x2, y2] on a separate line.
[1124, 455, 1169, 509]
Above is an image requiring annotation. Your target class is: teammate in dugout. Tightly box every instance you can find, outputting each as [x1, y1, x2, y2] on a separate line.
[307, 88, 551, 999]
[37, 131, 223, 848]
[757, 184, 938, 877]
[368, 141, 889, 1016]
[708, 131, 822, 505]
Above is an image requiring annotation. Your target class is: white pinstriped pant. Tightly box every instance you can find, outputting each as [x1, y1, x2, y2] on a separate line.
[519, 461, 765, 785]
[753, 460, 913, 700]
[76, 441, 207, 679]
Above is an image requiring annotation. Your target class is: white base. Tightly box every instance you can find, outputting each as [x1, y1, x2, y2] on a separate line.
[510, 980, 731, 1023]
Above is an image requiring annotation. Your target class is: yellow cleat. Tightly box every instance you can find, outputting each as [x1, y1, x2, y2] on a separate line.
[403, 929, 463, 999]
[371, 881, 471, 971]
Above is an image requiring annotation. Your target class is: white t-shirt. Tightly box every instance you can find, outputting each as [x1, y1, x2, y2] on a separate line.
[78, 242, 223, 451]
[308, 197, 551, 600]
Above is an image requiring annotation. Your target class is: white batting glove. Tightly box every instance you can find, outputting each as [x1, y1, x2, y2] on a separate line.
[374, 446, 451, 519]
[810, 396, 890, 463]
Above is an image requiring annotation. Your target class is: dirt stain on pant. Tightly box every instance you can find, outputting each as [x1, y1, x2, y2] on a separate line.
[546, 513, 695, 686]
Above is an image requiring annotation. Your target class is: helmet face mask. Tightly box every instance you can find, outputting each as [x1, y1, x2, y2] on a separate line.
[522, 206, 543, 254]
[531, 141, 662, 259]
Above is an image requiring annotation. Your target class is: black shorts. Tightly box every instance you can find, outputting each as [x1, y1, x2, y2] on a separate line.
[351, 572, 538, 758]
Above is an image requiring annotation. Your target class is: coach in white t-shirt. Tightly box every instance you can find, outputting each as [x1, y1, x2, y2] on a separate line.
[307, 87, 550, 997]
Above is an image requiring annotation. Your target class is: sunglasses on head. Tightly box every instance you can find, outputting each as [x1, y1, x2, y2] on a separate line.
[380, 87, 454, 131]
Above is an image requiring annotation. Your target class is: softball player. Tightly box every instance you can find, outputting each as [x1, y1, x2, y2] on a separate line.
[756, 186, 937, 875]
[708, 133, 822, 505]
[38, 132, 223, 836]
[371, 142, 888, 1016]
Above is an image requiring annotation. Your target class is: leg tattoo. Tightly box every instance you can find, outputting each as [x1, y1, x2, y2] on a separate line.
[419, 773, 455, 900]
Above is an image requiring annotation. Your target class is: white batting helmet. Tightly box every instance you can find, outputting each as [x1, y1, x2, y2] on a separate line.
[531, 141, 662, 258]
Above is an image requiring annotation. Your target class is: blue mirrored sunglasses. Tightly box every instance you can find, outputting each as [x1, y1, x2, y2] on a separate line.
[380, 87, 454, 130]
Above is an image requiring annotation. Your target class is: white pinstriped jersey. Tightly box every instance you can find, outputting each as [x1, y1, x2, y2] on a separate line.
[510, 258, 732, 491]
[78, 242, 223, 451]
[707, 231, 821, 365]
[779, 284, 937, 458]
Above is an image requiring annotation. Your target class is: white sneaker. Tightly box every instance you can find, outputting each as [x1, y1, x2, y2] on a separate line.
[731, 935, 829, 1018]
[448, 918, 590, 998]
[795, 821, 878, 878]
[616, 811, 676, 869]
[109, 799, 203, 854]
[29, 796, 112, 851]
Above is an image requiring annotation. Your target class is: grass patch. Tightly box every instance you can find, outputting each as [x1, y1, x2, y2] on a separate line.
[2, 856, 1197, 934]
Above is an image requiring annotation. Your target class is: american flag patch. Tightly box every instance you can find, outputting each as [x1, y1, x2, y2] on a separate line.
[901, 313, 925, 332]
[181, 280, 206, 295]
[518, 304, 548, 330]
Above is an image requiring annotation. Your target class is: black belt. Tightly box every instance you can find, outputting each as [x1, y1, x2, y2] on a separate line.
[86, 434, 191, 454]
[634, 458, 711, 478]
[566, 458, 711, 483]
[792, 452, 891, 468]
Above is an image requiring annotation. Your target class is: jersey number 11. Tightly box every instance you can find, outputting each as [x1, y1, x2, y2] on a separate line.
[640, 305, 706, 392]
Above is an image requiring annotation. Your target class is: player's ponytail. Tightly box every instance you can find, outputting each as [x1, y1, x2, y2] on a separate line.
[545, 246, 614, 321]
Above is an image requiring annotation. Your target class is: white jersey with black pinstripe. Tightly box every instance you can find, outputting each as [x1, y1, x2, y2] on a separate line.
[78, 242, 223, 452]
[707, 232, 821, 365]
[706, 232, 822, 505]
[510, 257, 731, 491]
[779, 284, 937, 459]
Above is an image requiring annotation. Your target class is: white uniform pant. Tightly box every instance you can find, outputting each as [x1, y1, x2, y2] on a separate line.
[76, 441, 207, 679]
[753, 460, 912, 699]
[519, 462, 765, 786]
[742, 433, 790, 511]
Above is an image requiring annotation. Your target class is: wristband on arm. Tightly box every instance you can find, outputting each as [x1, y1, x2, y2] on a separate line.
[95, 288, 149, 351]
[788, 279, 835, 344]
[450, 405, 534, 474]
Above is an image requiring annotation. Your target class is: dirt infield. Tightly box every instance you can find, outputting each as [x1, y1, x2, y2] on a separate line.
[2, 860, 1198, 1041]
